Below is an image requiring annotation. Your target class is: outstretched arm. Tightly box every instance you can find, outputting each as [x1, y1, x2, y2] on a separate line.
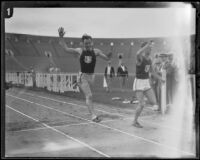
[58, 27, 81, 55]
[136, 41, 153, 63]
[94, 49, 112, 61]
[137, 41, 153, 55]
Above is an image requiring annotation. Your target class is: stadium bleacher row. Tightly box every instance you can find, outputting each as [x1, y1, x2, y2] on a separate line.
[5, 33, 195, 74]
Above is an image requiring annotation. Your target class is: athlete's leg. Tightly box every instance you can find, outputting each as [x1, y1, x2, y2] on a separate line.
[144, 88, 159, 111]
[85, 94, 95, 118]
[79, 74, 100, 122]
[79, 79, 96, 117]
[133, 91, 145, 127]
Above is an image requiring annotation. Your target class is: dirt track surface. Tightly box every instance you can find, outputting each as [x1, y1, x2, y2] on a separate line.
[5, 88, 196, 158]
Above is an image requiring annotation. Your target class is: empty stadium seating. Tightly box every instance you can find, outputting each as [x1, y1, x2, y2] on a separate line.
[5, 33, 195, 74]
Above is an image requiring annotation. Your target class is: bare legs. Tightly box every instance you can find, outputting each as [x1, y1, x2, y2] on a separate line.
[145, 88, 159, 111]
[133, 91, 144, 128]
[86, 95, 96, 119]
[133, 88, 158, 128]
[79, 75, 101, 122]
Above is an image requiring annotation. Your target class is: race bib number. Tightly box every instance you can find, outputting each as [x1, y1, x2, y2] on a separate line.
[84, 56, 92, 63]
[145, 65, 150, 72]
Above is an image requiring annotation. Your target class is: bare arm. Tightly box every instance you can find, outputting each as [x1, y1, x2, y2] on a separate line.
[94, 49, 112, 61]
[136, 41, 152, 63]
[137, 41, 153, 56]
[58, 27, 81, 55]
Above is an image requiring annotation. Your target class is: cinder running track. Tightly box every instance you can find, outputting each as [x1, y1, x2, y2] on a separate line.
[5, 88, 196, 158]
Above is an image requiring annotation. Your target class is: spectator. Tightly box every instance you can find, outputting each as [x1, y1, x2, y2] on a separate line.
[104, 60, 115, 92]
[118, 53, 123, 66]
[48, 63, 60, 73]
[165, 54, 178, 105]
[49, 63, 55, 73]
[54, 67, 61, 73]
[150, 55, 162, 109]
[30, 66, 36, 88]
[117, 62, 128, 91]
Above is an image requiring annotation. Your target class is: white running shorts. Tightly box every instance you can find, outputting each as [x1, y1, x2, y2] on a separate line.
[133, 78, 151, 91]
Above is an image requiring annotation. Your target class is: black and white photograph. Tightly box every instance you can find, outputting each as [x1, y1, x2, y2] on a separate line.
[2, 1, 199, 158]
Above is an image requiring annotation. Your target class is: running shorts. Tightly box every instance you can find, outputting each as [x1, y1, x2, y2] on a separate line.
[133, 78, 151, 91]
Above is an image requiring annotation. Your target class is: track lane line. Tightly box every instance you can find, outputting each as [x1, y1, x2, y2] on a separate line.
[25, 92, 125, 117]
[6, 105, 110, 158]
[13, 92, 192, 134]
[8, 116, 133, 133]
[6, 94, 195, 156]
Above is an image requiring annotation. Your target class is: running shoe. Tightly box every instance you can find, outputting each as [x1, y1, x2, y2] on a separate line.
[92, 116, 101, 123]
[132, 122, 143, 128]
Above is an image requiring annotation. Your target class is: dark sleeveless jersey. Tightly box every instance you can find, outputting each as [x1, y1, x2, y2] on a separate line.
[136, 57, 152, 79]
[79, 49, 96, 73]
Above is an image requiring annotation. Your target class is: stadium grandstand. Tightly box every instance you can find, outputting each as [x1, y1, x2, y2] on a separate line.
[6, 33, 193, 73]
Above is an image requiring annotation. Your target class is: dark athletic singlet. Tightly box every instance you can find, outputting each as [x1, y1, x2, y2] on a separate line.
[136, 57, 152, 79]
[80, 49, 96, 74]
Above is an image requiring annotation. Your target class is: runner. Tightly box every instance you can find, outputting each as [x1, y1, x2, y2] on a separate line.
[132, 41, 165, 128]
[58, 27, 112, 122]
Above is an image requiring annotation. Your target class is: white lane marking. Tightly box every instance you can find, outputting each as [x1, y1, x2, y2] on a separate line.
[6, 105, 110, 157]
[7, 94, 91, 122]
[10, 117, 131, 133]
[6, 94, 195, 156]
[6, 105, 42, 123]
[24, 91, 156, 119]
[25, 92, 124, 117]
[18, 92, 191, 134]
